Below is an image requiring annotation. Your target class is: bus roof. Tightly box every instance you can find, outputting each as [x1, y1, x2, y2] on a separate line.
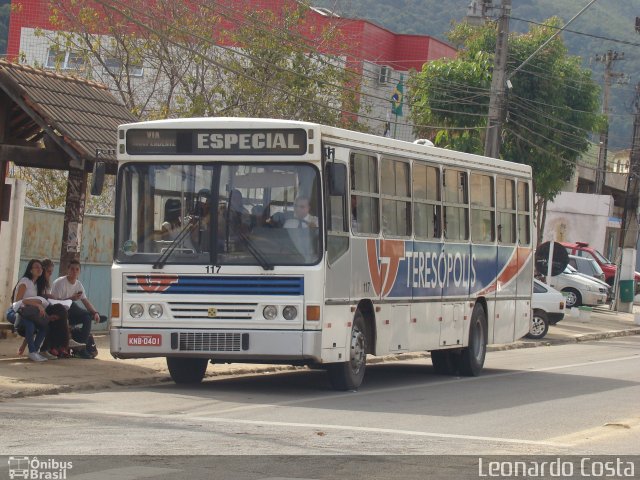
[118, 117, 532, 177]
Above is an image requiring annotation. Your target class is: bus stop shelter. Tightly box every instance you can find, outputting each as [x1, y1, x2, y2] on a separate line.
[0, 60, 136, 273]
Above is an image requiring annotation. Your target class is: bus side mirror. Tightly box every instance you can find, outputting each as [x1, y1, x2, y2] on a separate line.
[90, 162, 106, 196]
[327, 163, 346, 196]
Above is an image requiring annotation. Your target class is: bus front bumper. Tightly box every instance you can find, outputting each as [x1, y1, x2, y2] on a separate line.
[110, 327, 322, 362]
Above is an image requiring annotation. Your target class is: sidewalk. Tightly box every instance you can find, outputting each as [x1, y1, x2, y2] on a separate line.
[1, 306, 639, 400]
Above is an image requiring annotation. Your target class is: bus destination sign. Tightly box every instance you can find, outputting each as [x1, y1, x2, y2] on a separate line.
[126, 128, 308, 155]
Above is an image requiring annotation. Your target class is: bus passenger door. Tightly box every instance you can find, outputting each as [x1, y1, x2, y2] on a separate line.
[325, 161, 351, 302]
[440, 242, 470, 347]
[409, 240, 442, 352]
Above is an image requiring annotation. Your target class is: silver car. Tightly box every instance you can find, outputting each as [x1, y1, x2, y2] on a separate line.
[547, 265, 609, 308]
[568, 254, 606, 282]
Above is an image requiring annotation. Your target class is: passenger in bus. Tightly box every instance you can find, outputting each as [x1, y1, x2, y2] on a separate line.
[284, 196, 318, 229]
[161, 199, 182, 240]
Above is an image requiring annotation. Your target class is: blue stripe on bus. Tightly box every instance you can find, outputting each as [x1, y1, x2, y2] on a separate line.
[127, 276, 304, 296]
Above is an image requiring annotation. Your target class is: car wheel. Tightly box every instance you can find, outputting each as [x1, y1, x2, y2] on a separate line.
[526, 309, 549, 339]
[562, 288, 582, 308]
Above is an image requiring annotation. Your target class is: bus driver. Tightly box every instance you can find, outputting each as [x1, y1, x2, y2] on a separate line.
[284, 196, 317, 229]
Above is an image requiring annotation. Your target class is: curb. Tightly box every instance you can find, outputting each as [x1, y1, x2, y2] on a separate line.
[2, 328, 638, 400]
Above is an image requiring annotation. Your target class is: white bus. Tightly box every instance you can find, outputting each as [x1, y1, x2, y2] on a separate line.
[110, 117, 533, 390]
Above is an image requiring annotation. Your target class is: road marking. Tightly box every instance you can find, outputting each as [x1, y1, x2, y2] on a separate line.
[204, 353, 640, 416]
[67, 408, 566, 447]
[70, 466, 180, 480]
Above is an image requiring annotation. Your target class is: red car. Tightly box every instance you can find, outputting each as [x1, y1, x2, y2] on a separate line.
[560, 241, 640, 287]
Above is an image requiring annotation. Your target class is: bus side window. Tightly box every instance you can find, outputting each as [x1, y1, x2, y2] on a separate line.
[442, 169, 468, 241]
[497, 177, 516, 245]
[470, 173, 495, 243]
[413, 163, 441, 239]
[350, 152, 379, 235]
[517, 181, 531, 245]
[326, 162, 349, 264]
[381, 158, 411, 237]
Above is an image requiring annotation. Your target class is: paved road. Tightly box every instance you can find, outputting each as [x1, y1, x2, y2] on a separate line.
[2, 337, 639, 461]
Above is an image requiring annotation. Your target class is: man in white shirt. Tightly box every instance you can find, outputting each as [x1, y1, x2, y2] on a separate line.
[284, 196, 318, 229]
[51, 260, 100, 358]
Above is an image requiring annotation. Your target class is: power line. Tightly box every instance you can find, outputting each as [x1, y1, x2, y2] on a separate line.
[511, 16, 640, 48]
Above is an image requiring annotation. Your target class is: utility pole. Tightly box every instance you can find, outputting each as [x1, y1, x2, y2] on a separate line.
[615, 82, 640, 312]
[594, 50, 625, 194]
[484, 0, 511, 159]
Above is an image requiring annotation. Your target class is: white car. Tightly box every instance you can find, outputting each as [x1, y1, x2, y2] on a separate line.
[529, 279, 565, 339]
[547, 265, 609, 308]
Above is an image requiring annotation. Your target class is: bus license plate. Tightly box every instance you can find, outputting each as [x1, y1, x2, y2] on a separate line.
[128, 334, 162, 347]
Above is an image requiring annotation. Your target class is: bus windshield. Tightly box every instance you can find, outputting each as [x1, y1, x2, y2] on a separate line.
[115, 162, 321, 267]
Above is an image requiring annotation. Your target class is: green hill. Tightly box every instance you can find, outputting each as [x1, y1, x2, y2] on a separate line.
[314, 0, 640, 150]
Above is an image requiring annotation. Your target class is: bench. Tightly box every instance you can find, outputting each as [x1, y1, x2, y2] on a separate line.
[0, 322, 13, 331]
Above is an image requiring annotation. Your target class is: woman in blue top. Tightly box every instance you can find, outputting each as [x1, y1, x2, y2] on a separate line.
[12, 259, 50, 362]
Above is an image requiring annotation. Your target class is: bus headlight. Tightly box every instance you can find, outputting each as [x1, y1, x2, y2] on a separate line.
[282, 306, 297, 320]
[263, 305, 278, 320]
[148, 304, 163, 318]
[129, 303, 144, 318]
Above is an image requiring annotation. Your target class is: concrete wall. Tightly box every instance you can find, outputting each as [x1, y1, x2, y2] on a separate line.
[0, 178, 26, 311]
[542, 192, 614, 253]
[18, 206, 114, 329]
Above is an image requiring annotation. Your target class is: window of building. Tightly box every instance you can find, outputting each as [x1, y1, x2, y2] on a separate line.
[45, 48, 87, 71]
[442, 169, 468, 240]
[103, 56, 144, 77]
[350, 152, 379, 235]
[381, 158, 411, 237]
[413, 163, 441, 239]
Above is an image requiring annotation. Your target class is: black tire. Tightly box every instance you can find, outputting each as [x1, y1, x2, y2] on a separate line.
[430, 349, 458, 375]
[459, 304, 487, 377]
[328, 312, 367, 391]
[526, 309, 549, 339]
[562, 288, 582, 308]
[166, 357, 209, 384]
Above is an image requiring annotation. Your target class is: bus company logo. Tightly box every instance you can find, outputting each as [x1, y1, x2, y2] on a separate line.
[135, 275, 179, 292]
[366, 239, 405, 297]
[8, 456, 73, 479]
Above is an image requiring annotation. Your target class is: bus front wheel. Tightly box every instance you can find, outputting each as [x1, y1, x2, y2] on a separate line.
[459, 304, 487, 377]
[167, 357, 209, 384]
[327, 313, 367, 391]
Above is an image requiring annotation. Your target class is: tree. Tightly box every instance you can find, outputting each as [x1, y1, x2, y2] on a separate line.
[20, 0, 364, 212]
[408, 19, 603, 244]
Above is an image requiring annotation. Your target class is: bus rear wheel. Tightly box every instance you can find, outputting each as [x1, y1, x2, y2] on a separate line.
[430, 350, 458, 375]
[459, 304, 487, 377]
[166, 357, 209, 384]
[327, 313, 367, 391]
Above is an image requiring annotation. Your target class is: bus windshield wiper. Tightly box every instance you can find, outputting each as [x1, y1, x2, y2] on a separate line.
[153, 218, 197, 269]
[239, 232, 274, 271]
